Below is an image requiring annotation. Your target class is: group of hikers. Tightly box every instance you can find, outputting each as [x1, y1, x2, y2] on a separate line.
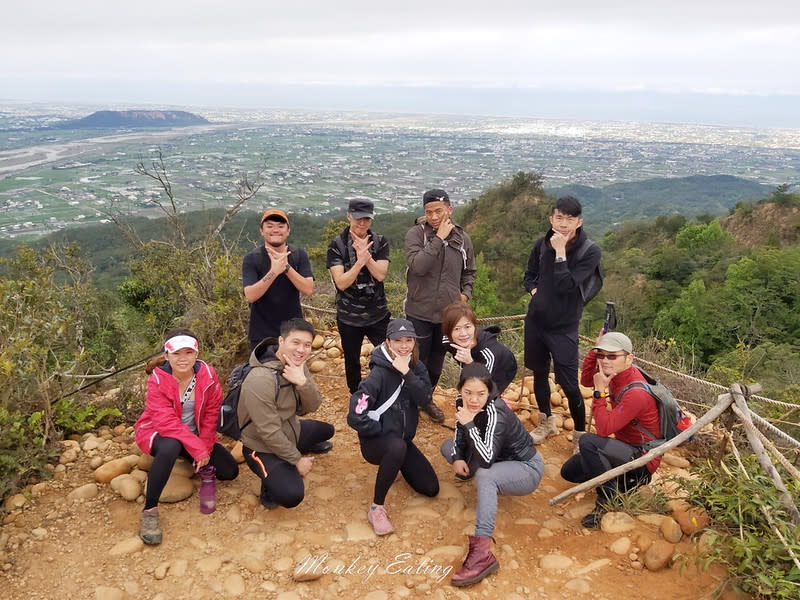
[134, 190, 667, 587]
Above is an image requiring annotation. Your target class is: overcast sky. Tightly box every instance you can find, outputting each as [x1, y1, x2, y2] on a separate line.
[2, 1, 799, 123]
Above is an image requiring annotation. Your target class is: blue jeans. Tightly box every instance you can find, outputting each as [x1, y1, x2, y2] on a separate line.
[441, 439, 544, 537]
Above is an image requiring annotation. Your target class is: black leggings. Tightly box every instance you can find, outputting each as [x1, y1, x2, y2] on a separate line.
[145, 435, 239, 509]
[243, 419, 334, 508]
[359, 434, 439, 505]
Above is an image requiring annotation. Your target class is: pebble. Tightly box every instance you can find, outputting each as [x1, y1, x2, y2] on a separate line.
[600, 512, 637, 533]
[644, 540, 675, 571]
[636, 513, 666, 527]
[274, 556, 293, 571]
[154, 562, 169, 580]
[610, 537, 632, 555]
[94, 586, 131, 600]
[59, 449, 79, 464]
[344, 522, 376, 541]
[564, 578, 591, 593]
[539, 554, 572, 569]
[660, 517, 683, 543]
[170, 558, 188, 576]
[3, 494, 28, 511]
[30, 482, 48, 496]
[223, 573, 246, 596]
[31, 528, 48, 540]
[197, 556, 222, 573]
[118, 478, 142, 501]
[108, 537, 144, 556]
[89, 456, 104, 469]
[662, 453, 691, 469]
[68, 483, 99, 501]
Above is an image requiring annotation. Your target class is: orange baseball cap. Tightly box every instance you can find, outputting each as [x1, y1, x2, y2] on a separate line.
[260, 209, 289, 225]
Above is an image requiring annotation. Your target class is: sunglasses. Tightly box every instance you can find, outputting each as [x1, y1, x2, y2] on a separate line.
[595, 352, 626, 361]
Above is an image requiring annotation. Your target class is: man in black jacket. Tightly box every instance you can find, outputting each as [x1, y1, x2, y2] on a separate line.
[523, 196, 601, 447]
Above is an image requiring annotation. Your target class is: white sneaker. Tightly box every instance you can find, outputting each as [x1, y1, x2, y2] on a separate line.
[531, 413, 558, 445]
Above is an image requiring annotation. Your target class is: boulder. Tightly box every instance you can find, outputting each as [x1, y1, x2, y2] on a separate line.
[94, 458, 133, 483]
[600, 512, 637, 534]
[660, 517, 683, 543]
[643, 540, 675, 571]
[159, 474, 194, 503]
[673, 507, 710, 536]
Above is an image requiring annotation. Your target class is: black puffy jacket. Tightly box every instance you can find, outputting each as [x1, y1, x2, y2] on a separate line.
[347, 344, 432, 440]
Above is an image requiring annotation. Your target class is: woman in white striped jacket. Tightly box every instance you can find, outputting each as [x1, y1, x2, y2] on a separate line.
[440, 363, 544, 587]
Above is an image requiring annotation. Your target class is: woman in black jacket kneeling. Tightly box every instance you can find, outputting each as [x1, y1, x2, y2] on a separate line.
[441, 363, 544, 587]
[347, 318, 440, 536]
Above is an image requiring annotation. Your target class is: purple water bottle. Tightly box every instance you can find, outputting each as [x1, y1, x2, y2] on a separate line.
[198, 465, 217, 514]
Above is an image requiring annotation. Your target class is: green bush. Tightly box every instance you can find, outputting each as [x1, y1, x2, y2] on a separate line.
[682, 455, 800, 599]
[0, 408, 56, 503]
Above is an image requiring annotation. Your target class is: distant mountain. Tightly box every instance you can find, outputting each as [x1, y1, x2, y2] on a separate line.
[59, 110, 209, 129]
[549, 175, 771, 227]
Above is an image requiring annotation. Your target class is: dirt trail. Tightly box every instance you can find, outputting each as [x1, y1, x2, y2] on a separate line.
[1, 375, 718, 600]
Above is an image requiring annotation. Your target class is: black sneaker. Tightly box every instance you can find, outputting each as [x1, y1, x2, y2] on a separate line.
[581, 510, 604, 529]
[422, 401, 445, 423]
[306, 441, 333, 454]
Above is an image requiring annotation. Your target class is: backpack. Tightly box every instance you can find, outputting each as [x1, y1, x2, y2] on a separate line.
[217, 363, 279, 440]
[539, 237, 603, 305]
[616, 367, 693, 452]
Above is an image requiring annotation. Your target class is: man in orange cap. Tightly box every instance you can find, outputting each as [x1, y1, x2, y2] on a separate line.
[243, 209, 315, 349]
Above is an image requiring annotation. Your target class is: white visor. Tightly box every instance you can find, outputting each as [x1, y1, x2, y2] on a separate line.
[164, 335, 199, 353]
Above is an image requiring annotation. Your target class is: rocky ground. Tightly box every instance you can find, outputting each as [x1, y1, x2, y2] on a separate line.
[1, 337, 727, 600]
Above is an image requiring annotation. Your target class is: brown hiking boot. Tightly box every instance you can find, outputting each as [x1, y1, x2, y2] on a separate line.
[530, 413, 558, 445]
[422, 400, 445, 423]
[451, 535, 499, 587]
[139, 507, 162, 545]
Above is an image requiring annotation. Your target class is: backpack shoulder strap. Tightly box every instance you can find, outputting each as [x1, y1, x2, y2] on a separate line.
[615, 381, 660, 441]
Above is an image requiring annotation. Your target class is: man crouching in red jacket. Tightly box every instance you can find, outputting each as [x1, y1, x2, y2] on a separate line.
[560, 332, 661, 529]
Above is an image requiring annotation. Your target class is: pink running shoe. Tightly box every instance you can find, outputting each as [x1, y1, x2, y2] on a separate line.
[367, 505, 394, 536]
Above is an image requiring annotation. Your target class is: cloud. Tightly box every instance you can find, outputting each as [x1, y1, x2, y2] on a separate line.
[1, 1, 798, 96]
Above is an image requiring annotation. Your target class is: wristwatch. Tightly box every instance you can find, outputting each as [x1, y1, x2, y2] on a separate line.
[554, 256, 567, 263]
[283, 263, 291, 273]
[592, 390, 607, 399]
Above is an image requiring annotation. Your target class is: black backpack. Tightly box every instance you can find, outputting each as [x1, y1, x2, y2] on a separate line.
[539, 237, 603, 305]
[218, 363, 278, 440]
[217, 363, 252, 440]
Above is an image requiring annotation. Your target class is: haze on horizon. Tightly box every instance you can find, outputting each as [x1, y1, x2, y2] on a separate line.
[2, 1, 799, 127]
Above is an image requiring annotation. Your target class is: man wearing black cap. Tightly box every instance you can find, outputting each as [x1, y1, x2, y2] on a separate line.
[243, 209, 315, 350]
[405, 189, 476, 421]
[327, 199, 391, 393]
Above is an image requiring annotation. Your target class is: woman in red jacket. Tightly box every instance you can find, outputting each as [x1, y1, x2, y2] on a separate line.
[134, 328, 238, 544]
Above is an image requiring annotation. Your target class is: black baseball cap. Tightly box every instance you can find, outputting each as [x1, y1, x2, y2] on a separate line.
[348, 199, 374, 219]
[423, 189, 450, 205]
[386, 318, 421, 340]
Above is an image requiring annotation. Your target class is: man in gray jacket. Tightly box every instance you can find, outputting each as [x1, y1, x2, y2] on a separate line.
[404, 189, 476, 421]
[238, 318, 334, 509]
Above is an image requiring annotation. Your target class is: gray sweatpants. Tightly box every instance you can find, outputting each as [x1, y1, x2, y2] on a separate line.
[441, 439, 545, 537]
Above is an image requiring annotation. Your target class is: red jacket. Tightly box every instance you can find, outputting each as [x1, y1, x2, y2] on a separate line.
[134, 360, 222, 462]
[581, 351, 662, 472]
